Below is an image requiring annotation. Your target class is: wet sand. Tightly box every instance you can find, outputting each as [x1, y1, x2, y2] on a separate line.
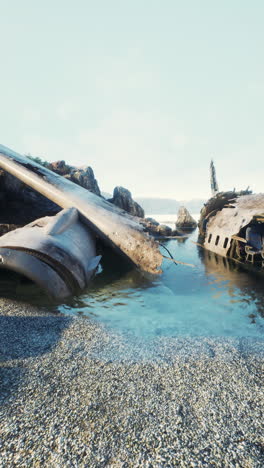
[0, 298, 263, 467]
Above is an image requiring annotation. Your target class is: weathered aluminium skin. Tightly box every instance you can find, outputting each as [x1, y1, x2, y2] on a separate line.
[202, 194, 264, 258]
[0, 208, 101, 300]
[0, 145, 163, 275]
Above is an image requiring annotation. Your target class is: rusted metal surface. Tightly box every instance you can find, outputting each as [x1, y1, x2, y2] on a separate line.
[0, 145, 163, 275]
[203, 194, 264, 257]
[0, 208, 101, 300]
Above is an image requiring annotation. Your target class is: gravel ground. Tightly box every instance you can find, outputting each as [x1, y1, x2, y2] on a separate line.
[0, 297, 263, 467]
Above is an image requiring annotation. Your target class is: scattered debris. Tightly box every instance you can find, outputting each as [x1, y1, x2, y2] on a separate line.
[162, 255, 195, 268]
[160, 243, 195, 267]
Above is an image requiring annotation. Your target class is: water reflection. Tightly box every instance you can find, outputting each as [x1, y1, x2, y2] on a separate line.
[0, 230, 263, 339]
[199, 247, 264, 319]
[60, 230, 264, 338]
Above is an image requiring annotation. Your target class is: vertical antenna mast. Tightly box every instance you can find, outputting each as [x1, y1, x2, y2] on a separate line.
[210, 159, 219, 196]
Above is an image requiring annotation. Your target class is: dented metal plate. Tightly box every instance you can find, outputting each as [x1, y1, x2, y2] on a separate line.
[0, 145, 162, 275]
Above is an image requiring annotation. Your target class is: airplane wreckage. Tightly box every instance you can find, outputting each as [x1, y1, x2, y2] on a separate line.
[198, 161, 264, 271]
[0, 147, 263, 300]
[0, 144, 163, 300]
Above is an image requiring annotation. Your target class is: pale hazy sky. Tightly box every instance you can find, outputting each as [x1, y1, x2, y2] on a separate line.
[0, 1, 263, 199]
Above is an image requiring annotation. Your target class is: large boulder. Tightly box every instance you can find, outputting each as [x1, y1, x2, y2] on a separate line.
[49, 160, 70, 175]
[145, 217, 159, 226]
[108, 186, 144, 218]
[50, 161, 101, 196]
[68, 167, 101, 196]
[156, 224, 172, 236]
[176, 206, 197, 231]
[0, 158, 101, 226]
[139, 218, 179, 237]
[0, 171, 60, 225]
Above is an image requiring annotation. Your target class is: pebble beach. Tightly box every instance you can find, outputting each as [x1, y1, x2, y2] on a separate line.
[0, 298, 263, 467]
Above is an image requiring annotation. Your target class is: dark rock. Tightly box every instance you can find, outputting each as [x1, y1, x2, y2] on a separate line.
[156, 224, 172, 236]
[0, 171, 60, 225]
[68, 167, 101, 196]
[49, 160, 70, 175]
[50, 161, 101, 196]
[176, 206, 197, 231]
[109, 187, 144, 218]
[140, 218, 160, 236]
[140, 218, 175, 237]
[0, 156, 101, 225]
[145, 217, 159, 226]
[0, 224, 20, 237]
[171, 229, 181, 236]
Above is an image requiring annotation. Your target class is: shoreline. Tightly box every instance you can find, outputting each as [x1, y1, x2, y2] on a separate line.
[0, 298, 263, 467]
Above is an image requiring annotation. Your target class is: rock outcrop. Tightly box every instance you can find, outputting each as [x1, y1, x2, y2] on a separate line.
[50, 161, 101, 196]
[0, 158, 101, 226]
[108, 186, 144, 218]
[140, 218, 181, 238]
[176, 206, 197, 231]
[0, 170, 60, 225]
[49, 160, 70, 176]
[0, 154, 179, 243]
[145, 217, 159, 226]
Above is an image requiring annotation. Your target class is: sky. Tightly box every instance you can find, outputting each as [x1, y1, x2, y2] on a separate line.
[0, 0, 263, 200]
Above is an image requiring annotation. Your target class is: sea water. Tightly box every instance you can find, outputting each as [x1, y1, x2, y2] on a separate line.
[59, 214, 264, 340]
[1, 214, 263, 341]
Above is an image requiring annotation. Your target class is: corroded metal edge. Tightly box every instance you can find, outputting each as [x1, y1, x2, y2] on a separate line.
[0, 145, 163, 275]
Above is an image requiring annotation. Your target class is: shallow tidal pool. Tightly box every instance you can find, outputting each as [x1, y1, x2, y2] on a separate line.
[59, 229, 264, 340]
[0, 227, 263, 342]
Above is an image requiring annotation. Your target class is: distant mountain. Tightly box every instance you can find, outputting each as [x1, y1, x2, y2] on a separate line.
[135, 198, 206, 215]
[102, 191, 206, 215]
